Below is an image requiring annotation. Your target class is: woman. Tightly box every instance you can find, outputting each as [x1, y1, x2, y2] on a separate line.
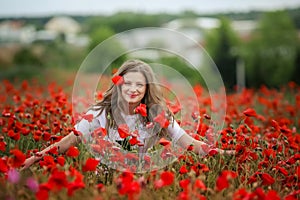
[22, 59, 233, 170]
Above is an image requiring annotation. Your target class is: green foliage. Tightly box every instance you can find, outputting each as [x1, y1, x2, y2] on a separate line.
[0, 47, 43, 81]
[13, 47, 42, 66]
[205, 16, 240, 89]
[242, 11, 298, 88]
[158, 56, 204, 86]
[86, 12, 176, 34]
[292, 41, 300, 84]
[88, 26, 115, 51]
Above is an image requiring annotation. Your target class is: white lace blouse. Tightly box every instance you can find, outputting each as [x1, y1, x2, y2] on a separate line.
[74, 108, 185, 151]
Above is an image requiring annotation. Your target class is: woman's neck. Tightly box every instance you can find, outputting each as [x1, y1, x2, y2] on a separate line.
[121, 102, 139, 115]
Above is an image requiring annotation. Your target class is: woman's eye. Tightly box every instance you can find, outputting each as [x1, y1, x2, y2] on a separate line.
[124, 82, 131, 86]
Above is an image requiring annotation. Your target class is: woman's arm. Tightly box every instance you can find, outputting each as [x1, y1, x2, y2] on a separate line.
[167, 119, 235, 155]
[21, 132, 80, 170]
[177, 133, 235, 155]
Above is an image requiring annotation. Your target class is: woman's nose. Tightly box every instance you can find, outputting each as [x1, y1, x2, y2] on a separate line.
[129, 85, 138, 92]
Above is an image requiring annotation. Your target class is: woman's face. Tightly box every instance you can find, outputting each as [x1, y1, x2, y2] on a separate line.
[121, 71, 147, 106]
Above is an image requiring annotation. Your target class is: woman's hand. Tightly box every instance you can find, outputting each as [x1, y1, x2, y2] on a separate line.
[215, 148, 236, 155]
[21, 155, 39, 171]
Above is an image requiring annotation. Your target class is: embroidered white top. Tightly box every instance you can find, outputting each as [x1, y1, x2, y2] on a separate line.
[74, 108, 185, 151]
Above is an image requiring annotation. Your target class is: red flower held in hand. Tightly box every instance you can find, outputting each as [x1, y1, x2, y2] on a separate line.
[243, 108, 257, 117]
[134, 103, 147, 117]
[112, 75, 124, 85]
[118, 124, 130, 139]
[82, 158, 100, 172]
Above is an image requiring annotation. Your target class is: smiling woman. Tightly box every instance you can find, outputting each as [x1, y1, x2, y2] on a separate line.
[22, 59, 234, 172]
[121, 72, 147, 108]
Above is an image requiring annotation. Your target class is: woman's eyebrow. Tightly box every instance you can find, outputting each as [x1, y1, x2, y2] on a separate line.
[136, 81, 146, 84]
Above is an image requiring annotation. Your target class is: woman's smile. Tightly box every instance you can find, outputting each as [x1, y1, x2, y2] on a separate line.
[121, 72, 147, 106]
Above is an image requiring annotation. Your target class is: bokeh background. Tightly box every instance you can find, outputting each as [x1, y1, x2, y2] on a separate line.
[1, 0, 300, 89]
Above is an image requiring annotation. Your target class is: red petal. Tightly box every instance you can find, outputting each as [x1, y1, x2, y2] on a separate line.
[112, 75, 124, 85]
[82, 158, 99, 172]
[82, 114, 94, 123]
[243, 108, 257, 117]
[159, 138, 171, 146]
[118, 124, 130, 139]
[66, 146, 80, 157]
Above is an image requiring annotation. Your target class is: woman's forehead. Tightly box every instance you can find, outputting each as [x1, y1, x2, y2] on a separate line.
[123, 72, 146, 82]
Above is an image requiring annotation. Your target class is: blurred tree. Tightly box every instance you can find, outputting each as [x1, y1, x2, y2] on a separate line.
[205, 16, 240, 89]
[88, 26, 115, 51]
[0, 47, 44, 81]
[242, 11, 298, 88]
[158, 56, 204, 86]
[86, 26, 126, 73]
[292, 39, 300, 85]
[86, 12, 176, 34]
[13, 47, 42, 66]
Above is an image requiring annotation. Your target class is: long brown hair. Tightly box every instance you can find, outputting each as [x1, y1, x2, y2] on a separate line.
[92, 59, 173, 136]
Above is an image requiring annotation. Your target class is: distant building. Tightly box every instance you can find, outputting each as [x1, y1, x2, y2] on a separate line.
[44, 16, 89, 46]
[45, 16, 81, 35]
[0, 20, 35, 44]
[164, 17, 257, 40]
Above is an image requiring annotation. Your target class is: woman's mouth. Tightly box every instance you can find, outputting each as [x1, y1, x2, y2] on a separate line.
[129, 94, 138, 98]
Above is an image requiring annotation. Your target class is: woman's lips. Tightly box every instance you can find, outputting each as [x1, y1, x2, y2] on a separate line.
[129, 94, 138, 98]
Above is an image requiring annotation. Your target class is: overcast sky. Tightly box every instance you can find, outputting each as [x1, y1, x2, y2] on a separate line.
[1, 0, 300, 17]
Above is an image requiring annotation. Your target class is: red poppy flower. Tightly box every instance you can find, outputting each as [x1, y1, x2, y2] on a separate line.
[92, 127, 107, 137]
[35, 188, 49, 200]
[42, 131, 51, 141]
[159, 138, 171, 146]
[134, 103, 147, 117]
[112, 75, 124, 85]
[9, 149, 26, 168]
[179, 179, 190, 190]
[39, 155, 56, 169]
[118, 124, 130, 139]
[46, 141, 57, 150]
[168, 103, 181, 115]
[243, 108, 257, 117]
[0, 158, 8, 173]
[194, 179, 207, 190]
[179, 165, 189, 174]
[56, 156, 65, 166]
[154, 111, 169, 128]
[216, 170, 237, 191]
[260, 173, 275, 185]
[82, 158, 100, 172]
[7, 130, 20, 141]
[48, 170, 68, 190]
[67, 181, 85, 196]
[155, 171, 174, 188]
[66, 146, 80, 157]
[0, 141, 6, 151]
[129, 137, 139, 146]
[82, 114, 94, 123]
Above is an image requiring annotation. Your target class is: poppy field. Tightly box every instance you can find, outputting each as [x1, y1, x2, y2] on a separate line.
[0, 78, 299, 200]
